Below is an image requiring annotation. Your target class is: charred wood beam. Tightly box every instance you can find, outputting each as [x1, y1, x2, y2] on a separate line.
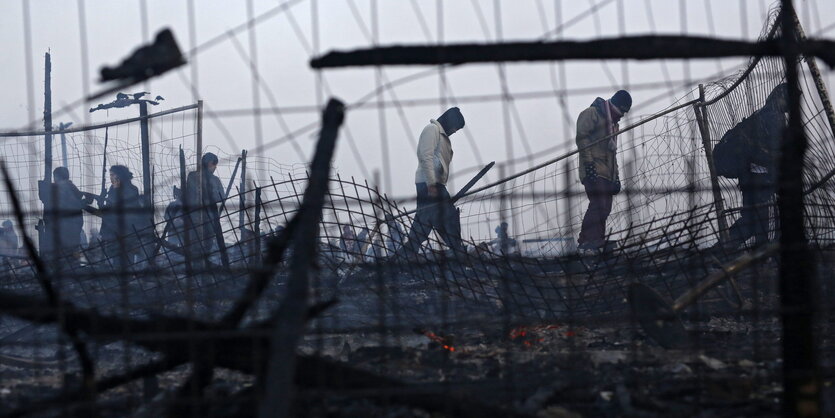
[310, 36, 835, 69]
[0, 291, 521, 418]
[221, 215, 299, 326]
[6, 358, 182, 418]
[259, 98, 345, 418]
[0, 289, 333, 417]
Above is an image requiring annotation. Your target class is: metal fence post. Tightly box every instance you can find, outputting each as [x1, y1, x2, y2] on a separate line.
[693, 85, 729, 243]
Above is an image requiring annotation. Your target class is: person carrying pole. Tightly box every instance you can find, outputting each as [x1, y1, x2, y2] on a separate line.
[398, 107, 467, 257]
[575, 90, 632, 254]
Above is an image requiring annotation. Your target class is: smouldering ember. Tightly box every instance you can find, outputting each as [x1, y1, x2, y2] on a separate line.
[415, 328, 456, 352]
[509, 324, 577, 346]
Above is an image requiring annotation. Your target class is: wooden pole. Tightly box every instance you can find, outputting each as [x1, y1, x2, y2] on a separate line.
[43, 52, 52, 184]
[258, 98, 345, 418]
[310, 36, 835, 69]
[239, 149, 248, 231]
[693, 85, 729, 242]
[139, 101, 153, 227]
[40, 52, 53, 257]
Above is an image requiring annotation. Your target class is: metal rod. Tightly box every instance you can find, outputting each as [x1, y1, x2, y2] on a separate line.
[792, 7, 835, 143]
[59, 122, 70, 168]
[196, 100, 204, 259]
[693, 86, 729, 242]
[791, 6, 835, 197]
[0, 103, 200, 138]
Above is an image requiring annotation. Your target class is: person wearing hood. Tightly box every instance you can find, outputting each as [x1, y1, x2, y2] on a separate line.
[0, 220, 19, 260]
[98, 165, 151, 263]
[38, 166, 91, 259]
[185, 152, 226, 254]
[100, 165, 145, 239]
[722, 83, 789, 249]
[575, 90, 632, 252]
[400, 107, 466, 256]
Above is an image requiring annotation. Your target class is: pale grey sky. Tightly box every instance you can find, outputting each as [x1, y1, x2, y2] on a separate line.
[2, 0, 834, 200]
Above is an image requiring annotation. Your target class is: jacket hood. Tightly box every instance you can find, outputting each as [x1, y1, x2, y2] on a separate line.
[591, 97, 607, 115]
[429, 119, 446, 136]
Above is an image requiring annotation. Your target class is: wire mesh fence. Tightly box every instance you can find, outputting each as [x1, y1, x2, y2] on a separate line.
[1, 2, 834, 418]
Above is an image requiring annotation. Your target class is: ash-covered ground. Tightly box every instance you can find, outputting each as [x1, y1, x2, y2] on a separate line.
[1, 251, 833, 417]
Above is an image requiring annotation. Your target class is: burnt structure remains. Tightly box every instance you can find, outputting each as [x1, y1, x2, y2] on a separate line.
[1, 2, 834, 417]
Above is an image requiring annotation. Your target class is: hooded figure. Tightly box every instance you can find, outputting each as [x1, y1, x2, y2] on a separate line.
[723, 83, 789, 249]
[399, 107, 466, 256]
[99, 165, 149, 242]
[185, 152, 226, 254]
[0, 220, 19, 259]
[575, 90, 631, 251]
[38, 166, 88, 257]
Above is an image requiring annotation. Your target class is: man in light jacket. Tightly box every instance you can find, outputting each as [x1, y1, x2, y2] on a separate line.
[400, 107, 466, 256]
[576, 90, 631, 252]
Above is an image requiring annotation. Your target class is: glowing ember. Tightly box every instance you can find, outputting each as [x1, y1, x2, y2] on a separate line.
[415, 328, 456, 352]
[509, 324, 568, 346]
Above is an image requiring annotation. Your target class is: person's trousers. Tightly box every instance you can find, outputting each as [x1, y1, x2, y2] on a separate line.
[402, 183, 463, 254]
[578, 177, 614, 248]
[727, 172, 774, 248]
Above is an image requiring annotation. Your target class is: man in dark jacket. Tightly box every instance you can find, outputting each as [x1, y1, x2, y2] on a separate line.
[38, 166, 90, 259]
[575, 90, 632, 252]
[724, 83, 788, 249]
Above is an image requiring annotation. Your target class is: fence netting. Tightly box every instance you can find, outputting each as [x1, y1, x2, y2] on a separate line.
[1, 5, 834, 418]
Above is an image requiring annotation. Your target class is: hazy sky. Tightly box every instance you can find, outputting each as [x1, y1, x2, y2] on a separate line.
[2, 0, 834, 200]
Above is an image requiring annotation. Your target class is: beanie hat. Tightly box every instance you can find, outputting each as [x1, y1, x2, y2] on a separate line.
[437, 107, 465, 134]
[610, 90, 632, 113]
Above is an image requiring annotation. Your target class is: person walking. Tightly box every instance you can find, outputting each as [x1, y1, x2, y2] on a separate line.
[399, 107, 466, 257]
[575, 90, 632, 253]
[720, 83, 789, 249]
